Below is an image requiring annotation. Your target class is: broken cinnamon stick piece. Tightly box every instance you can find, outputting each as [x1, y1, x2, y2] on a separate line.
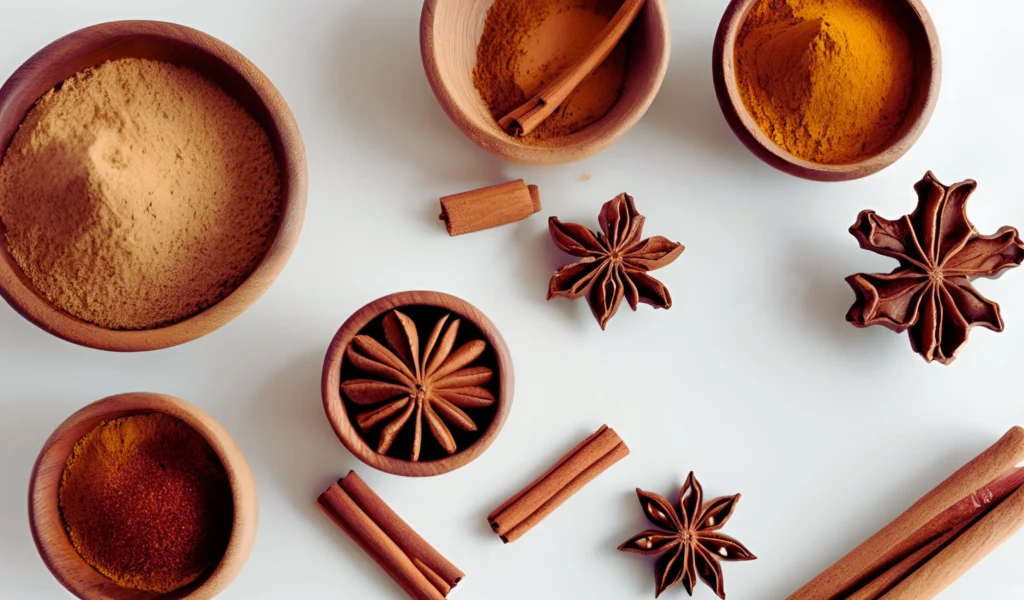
[439, 179, 541, 236]
[488, 425, 629, 543]
[318, 471, 463, 599]
[497, 0, 647, 137]
[787, 426, 1024, 600]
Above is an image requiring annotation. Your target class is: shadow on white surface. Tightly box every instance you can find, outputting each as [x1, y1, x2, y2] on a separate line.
[604, 488, 659, 598]
[333, 0, 506, 194]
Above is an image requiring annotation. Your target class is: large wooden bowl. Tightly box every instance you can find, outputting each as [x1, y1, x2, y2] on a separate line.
[0, 21, 307, 351]
[712, 0, 941, 181]
[323, 291, 514, 477]
[28, 393, 258, 600]
[420, 0, 671, 165]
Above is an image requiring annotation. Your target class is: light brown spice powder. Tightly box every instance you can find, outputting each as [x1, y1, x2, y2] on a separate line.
[0, 58, 282, 330]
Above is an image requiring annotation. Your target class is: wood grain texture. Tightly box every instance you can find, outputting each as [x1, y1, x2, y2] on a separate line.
[712, 0, 941, 181]
[28, 393, 258, 600]
[322, 291, 514, 477]
[788, 426, 1024, 600]
[0, 21, 308, 351]
[419, 0, 670, 165]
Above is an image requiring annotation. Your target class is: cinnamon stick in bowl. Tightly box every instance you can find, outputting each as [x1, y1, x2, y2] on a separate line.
[788, 426, 1024, 600]
[318, 471, 463, 599]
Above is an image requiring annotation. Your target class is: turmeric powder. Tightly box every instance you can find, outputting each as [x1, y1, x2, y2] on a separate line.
[735, 0, 916, 165]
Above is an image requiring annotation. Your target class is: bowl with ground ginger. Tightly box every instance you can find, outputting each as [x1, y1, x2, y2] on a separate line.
[713, 0, 941, 181]
[421, 0, 671, 165]
[29, 393, 257, 600]
[0, 21, 307, 351]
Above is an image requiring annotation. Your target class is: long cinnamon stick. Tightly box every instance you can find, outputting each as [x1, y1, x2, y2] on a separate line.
[488, 425, 629, 543]
[318, 472, 463, 599]
[439, 179, 541, 236]
[881, 482, 1024, 599]
[788, 426, 1024, 600]
[497, 0, 647, 137]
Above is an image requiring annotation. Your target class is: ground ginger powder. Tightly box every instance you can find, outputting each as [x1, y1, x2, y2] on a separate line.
[0, 58, 281, 329]
[59, 413, 233, 593]
[735, 0, 916, 165]
[474, 0, 630, 143]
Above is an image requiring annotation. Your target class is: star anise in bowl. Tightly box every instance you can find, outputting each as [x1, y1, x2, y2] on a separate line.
[322, 291, 514, 477]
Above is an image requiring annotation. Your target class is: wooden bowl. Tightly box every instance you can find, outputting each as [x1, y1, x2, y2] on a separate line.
[712, 0, 941, 181]
[28, 393, 258, 600]
[322, 291, 514, 477]
[0, 21, 307, 351]
[420, 0, 671, 165]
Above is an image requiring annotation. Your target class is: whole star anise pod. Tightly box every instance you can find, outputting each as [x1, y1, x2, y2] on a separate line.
[619, 473, 755, 599]
[341, 310, 495, 461]
[548, 193, 684, 329]
[846, 172, 1024, 364]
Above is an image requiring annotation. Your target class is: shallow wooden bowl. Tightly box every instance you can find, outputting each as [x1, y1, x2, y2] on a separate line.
[420, 0, 671, 165]
[323, 291, 514, 477]
[712, 0, 940, 181]
[28, 393, 258, 600]
[0, 21, 307, 351]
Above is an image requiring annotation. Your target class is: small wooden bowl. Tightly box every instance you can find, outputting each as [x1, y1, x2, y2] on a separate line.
[28, 393, 258, 600]
[420, 0, 671, 165]
[322, 291, 514, 477]
[0, 21, 307, 351]
[712, 0, 941, 181]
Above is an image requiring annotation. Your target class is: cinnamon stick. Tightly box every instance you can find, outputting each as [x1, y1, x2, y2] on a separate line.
[788, 426, 1024, 600]
[439, 179, 541, 236]
[498, 0, 647, 137]
[488, 425, 629, 543]
[318, 471, 463, 599]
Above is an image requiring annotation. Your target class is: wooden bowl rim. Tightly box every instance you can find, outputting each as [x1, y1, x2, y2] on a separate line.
[0, 20, 308, 351]
[28, 392, 258, 600]
[711, 0, 941, 182]
[322, 291, 515, 477]
[419, 0, 671, 165]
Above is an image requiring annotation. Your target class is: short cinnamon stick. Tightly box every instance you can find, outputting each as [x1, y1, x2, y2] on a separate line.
[788, 426, 1024, 600]
[318, 471, 463, 599]
[488, 425, 629, 543]
[497, 0, 647, 137]
[439, 179, 541, 236]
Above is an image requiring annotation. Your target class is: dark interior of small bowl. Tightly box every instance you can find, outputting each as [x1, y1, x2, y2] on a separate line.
[339, 304, 501, 463]
[0, 27, 289, 330]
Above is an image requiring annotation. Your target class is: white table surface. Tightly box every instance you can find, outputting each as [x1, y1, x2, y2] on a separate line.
[2, 1, 1023, 598]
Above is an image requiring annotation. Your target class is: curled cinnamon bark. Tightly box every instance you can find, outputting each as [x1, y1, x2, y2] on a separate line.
[318, 471, 463, 599]
[488, 425, 629, 543]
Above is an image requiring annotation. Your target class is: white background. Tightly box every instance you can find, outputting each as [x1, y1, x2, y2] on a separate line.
[1, 1, 1021, 598]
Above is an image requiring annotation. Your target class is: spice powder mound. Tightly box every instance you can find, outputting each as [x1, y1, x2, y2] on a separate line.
[0, 58, 282, 330]
[734, 0, 916, 165]
[59, 413, 233, 593]
[474, 0, 631, 143]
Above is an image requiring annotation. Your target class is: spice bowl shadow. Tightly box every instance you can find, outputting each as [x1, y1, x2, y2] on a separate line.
[0, 20, 307, 351]
[28, 393, 258, 600]
[712, 0, 940, 182]
[322, 290, 514, 477]
[420, 0, 671, 165]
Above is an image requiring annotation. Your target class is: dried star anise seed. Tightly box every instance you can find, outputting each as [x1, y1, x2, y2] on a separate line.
[341, 309, 496, 461]
[619, 473, 756, 599]
[846, 172, 1024, 364]
[548, 193, 684, 329]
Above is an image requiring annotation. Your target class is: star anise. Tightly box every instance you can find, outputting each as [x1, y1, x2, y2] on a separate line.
[619, 473, 755, 599]
[846, 172, 1024, 364]
[341, 310, 495, 461]
[548, 193, 684, 329]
